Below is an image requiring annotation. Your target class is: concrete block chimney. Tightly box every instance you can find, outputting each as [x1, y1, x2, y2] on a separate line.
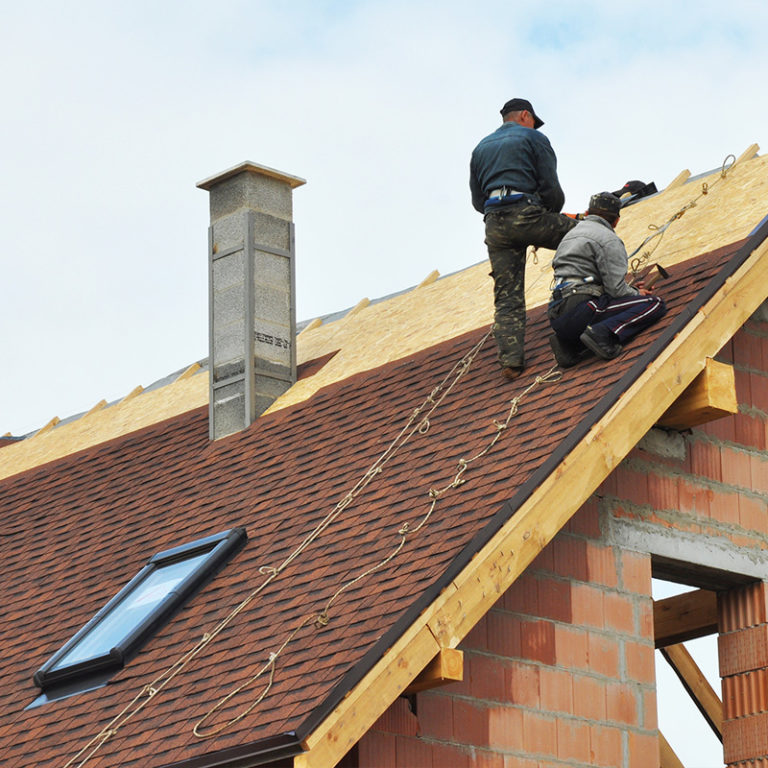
[197, 162, 306, 440]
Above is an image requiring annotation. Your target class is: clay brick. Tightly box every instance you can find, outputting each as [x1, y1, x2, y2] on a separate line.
[733, 328, 764, 370]
[734, 413, 766, 450]
[453, 698, 490, 748]
[603, 591, 636, 635]
[504, 572, 539, 616]
[395, 735, 433, 767]
[719, 625, 768, 676]
[470, 749, 505, 768]
[431, 741, 471, 768]
[571, 583, 605, 630]
[690, 439, 723, 482]
[572, 674, 607, 720]
[612, 465, 649, 506]
[628, 730, 660, 768]
[522, 711, 557, 756]
[589, 724, 623, 767]
[556, 717, 590, 761]
[501, 756, 536, 768]
[520, 620, 556, 666]
[417, 693, 453, 740]
[470, 652, 508, 701]
[605, 681, 639, 725]
[721, 446, 753, 488]
[505, 661, 540, 708]
[621, 551, 651, 596]
[719, 582, 768, 632]
[487, 705, 523, 750]
[722, 711, 768, 763]
[636, 599, 654, 644]
[487, 610, 522, 659]
[586, 541, 618, 588]
[536, 576, 572, 623]
[749, 372, 768, 412]
[739, 494, 768, 532]
[358, 731, 396, 767]
[625, 641, 655, 685]
[463, 614, 489, 652]
[642, 688, 658, 731]
[587, 632, 620, 679]
[372, 696, 419, 735]
[566, 497, 602, 539]
[539, 666, 573, 714]
[750, 453, 768, 494]
[554, 624, 588, 670]
[722, 668, 768, 719]
[647, 472, 680, 511]
[551, 536, 589, 581]
[709, 488, 741, 526]
[702, 413, 737, 442]
[677, 477, 711, 518]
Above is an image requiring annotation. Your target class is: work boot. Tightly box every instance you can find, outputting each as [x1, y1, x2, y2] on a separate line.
[579, 325, 622, 360]
[548, 334, 587, 368]
[501, 365, 524, 382]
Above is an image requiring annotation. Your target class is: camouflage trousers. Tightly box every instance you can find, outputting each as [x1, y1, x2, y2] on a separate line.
[485, 202, 577, 368]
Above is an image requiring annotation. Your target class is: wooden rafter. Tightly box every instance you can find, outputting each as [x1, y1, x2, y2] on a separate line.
[295, 239, 768, 768]
[661, 643, 723, 740]
[659, 731, 685, 768]
[654, 589, 718, 648]
[656, 358, 738, 430]
[403, 648, 463, 694]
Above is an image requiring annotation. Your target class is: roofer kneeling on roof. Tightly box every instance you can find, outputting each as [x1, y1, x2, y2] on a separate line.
[548, 192, 666, 367]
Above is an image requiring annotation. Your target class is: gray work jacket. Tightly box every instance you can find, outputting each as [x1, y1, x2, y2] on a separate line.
[552, 215, 638, 298]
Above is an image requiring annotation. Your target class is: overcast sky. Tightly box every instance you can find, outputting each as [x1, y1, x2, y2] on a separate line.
[2, 1, 763, 762]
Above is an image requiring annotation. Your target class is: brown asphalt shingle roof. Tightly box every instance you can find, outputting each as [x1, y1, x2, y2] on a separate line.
[0, 233, 764, 767]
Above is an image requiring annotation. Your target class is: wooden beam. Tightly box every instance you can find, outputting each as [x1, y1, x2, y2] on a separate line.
[659, 731, 685, 768]
[656, 358, 737, 430]
[661, 643, 723, 740]
[296, 239, 768, 768]
[403, 648, 463, 694]
[654, 589, 718, 648]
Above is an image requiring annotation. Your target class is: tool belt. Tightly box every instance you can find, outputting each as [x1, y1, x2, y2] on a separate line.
[551, 281, 603, 302]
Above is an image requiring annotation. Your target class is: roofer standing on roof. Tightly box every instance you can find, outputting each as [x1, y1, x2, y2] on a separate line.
[547, 192, 667, 367]
[470, 98, 577, 381]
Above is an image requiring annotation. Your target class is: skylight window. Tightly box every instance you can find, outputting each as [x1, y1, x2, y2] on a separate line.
[33, 527, 246, 700]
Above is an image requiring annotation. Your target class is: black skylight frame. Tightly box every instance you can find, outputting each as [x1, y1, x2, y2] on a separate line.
[33, 527, 247, 697]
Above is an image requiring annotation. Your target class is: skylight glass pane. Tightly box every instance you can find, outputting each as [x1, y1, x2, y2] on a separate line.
[52, 552, 209, 670]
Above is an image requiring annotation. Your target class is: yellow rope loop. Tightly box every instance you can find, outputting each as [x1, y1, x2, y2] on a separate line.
[258, 565, 278, 576]
[428, 488, 439, 499]
[493, 419, 507, 432]
[315, 612, 329, 628]
[398, 521, 411, 535]
[147, 686, 158, 698]
[417, 417, 430, 434]
[701, 181, 709, 195]
[508, 397, 521, 416]
[530, 246, 539, 265]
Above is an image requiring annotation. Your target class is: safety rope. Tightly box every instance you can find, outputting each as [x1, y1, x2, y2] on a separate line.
[64, 325, 507, 766]
[628, 153, 737, 277]
[192, 364, 561, 739]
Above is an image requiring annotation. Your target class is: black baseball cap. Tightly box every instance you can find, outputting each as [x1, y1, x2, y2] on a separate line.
[500, 98, 544, 128]
[588, 192, 622, 218]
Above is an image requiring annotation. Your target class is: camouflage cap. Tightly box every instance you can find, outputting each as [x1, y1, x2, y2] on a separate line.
[588, 192, 622, 218]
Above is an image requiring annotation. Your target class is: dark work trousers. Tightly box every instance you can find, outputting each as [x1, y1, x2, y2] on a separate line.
[548, 292, 667, 346]
[484, 201, 576, 368]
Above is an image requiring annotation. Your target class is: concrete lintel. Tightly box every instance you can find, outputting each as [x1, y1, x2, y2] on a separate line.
[606, 516, 768, 588]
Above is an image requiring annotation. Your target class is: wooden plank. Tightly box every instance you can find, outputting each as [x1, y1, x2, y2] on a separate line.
[403, 648, 463, 694]
[417, 270, 440, 288]
[657, 358, 737, 429]
[659, 731, 685, 768]
[665, 169, 691, 191]
[297, 240, 768, 768]
[654, 590, 719, 648]
[661, 643, 723, 740]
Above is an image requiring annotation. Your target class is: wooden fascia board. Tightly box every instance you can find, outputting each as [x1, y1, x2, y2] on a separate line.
[661, 643, 723, 739]
[295, 239, 768, 768]
[654, 589, 718, 648]
[657, 358, 738, 429]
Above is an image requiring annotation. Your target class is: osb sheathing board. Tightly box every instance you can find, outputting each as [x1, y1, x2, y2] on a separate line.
[2, 147, 767, 481]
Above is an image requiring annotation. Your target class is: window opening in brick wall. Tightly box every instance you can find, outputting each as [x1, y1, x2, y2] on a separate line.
[652, 577, 722, 768]
[30, 527, 247, 705]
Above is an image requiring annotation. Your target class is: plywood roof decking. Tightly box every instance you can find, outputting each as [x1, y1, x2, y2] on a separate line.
[2, 148, 766, 483]
[2, 230, 765, 767]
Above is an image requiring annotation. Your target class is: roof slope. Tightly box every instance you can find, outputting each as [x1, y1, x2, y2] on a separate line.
[3, 221, 768, 766]
[3, 147, 767, 480]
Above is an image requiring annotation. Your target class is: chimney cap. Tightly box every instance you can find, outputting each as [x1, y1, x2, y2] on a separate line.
[196, 161, 306, 191]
